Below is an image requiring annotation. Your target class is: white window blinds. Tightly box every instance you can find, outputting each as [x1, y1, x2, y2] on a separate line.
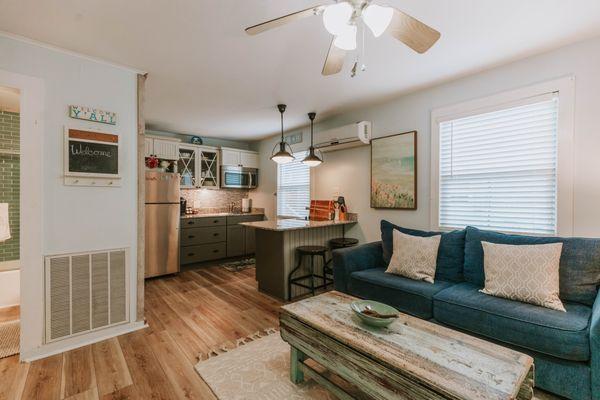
[277, 152, 310, 218]
[439, 93, 559, 235]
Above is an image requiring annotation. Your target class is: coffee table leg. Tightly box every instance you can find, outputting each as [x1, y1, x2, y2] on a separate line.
[290, 347, 306, 384]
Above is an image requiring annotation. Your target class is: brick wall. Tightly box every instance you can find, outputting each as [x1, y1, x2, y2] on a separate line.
[0, 110, 19, 262]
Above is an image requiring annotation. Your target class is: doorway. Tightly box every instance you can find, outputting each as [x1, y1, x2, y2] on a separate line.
[0, 85, 20, 359]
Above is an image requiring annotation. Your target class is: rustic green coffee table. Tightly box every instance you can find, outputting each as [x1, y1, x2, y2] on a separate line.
[280, 291, 534, 400]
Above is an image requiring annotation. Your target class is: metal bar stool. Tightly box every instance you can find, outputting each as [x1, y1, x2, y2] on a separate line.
[288, 245, 331, 301]
[324, 225, 359, 279]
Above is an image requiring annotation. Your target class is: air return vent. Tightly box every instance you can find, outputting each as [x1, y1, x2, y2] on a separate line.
[45, 249, 129, 343]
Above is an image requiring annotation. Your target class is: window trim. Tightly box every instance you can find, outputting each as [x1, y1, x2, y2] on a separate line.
[430, 76, 575, 236]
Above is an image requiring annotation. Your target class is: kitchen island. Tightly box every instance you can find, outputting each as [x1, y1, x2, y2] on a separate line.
[240, 217, 357, 300]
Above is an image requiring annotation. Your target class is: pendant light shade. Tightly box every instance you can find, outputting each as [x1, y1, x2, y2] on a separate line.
[270, 104, 294, 164]
[303, 112, 323, 167]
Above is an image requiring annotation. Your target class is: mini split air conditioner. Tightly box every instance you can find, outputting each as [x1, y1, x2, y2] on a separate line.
[314, 121, 372, 153]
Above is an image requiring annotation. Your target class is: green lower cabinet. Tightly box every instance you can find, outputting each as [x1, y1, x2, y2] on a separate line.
[227, 225, 245, 258]
[245, 226, 256, 254]
[181, 214, 264, 265]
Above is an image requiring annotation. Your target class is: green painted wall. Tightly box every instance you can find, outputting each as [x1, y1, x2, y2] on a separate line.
[0, 110, 19, 262]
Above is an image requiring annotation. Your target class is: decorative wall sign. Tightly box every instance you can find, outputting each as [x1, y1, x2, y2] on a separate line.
[371, 131, 417, 209]
[64, 127, 121, 187]
[69, 105, 117, 125]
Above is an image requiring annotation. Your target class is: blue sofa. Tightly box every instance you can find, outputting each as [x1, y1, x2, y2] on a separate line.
[333, 220, 600, 400]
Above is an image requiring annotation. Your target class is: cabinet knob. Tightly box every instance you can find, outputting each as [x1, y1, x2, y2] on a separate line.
[213, 220, 219, 223]
[187, 253, 195, 256]
[213, 249, 219, 253]
[188, 235, 195, 239]
[213, 233, 219, 236]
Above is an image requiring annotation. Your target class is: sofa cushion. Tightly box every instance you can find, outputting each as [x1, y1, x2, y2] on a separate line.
[349, 268, 454, 319]
[464, 226, 600, 306]
[381, 220, 465, 282]
[433, 282, 592, 361]
[386, 230, 441, 283]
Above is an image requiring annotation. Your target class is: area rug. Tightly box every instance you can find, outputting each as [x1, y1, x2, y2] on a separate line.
[0, 320, 20, 359]
[219, 258, 255, 272]
[195, 331, 336, 400]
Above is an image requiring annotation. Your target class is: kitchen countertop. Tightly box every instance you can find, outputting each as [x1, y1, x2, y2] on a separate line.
[181, 210, 264, 219]
[239, 217, 357, 232]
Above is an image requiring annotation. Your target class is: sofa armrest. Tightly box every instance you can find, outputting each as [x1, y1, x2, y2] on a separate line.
[333, 241, 385, 293]
[591, 292, 600, 399]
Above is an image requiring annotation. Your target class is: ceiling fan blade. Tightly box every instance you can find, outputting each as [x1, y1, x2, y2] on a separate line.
[388, 8, 441, 53]
[245, 5, 325, 36]
[322, 39, 346, 76]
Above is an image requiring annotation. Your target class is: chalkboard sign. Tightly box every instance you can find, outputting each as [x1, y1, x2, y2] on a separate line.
[65, 128, 120, 177]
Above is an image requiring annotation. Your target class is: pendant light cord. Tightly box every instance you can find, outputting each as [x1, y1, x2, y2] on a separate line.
[280, 111, 284, 142]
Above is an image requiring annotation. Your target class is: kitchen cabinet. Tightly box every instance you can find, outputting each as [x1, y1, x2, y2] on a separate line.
[227, 214, 264, 256]
[221, 147, 259, 168]
[226, 225, 245, 257]
[180, 216, 227, 265]
[245, 225, 256, 254]
[180, 214, 264, 266]
[177, 145, 220, 189]
[240, 151, 259, 169]
[145, 137, 180, 160]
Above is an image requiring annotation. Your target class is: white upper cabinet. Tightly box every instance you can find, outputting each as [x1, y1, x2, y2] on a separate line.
[221, 148, 241, 166]
[153, 139, 179, 160]
[221, 147, 258, 168]
[240, 151, 259, 169]
[145, 136, 180, 160]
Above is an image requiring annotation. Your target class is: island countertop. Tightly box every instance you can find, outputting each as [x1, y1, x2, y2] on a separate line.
[240, 216, 357, 232]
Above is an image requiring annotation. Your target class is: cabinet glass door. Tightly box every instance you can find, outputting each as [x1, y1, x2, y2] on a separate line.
[200, 150, 219, 188]
[178, 146, 197, 188]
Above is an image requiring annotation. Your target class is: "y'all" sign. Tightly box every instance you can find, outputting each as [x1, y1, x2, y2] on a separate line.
[69, 105, 117, 125]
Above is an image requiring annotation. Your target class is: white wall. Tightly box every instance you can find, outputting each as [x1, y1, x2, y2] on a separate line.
[253, 35, 600, 242]
[0, 34, 141, 359]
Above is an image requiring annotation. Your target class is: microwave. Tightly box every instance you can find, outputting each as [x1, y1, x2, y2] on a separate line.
[220, 166, 258, 189]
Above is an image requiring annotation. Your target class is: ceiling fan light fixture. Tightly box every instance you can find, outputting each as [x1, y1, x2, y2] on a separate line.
[362, 4, 394, 37]
[322, 1, 353, 35]
[333, 23, 357, 50]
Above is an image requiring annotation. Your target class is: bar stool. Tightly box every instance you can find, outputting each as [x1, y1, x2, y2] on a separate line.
[288, 245, 331, 301]
[324, 237, 359, 280]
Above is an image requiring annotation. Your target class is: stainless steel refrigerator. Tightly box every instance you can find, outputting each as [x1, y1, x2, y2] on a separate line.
[145, 171, 180, 278]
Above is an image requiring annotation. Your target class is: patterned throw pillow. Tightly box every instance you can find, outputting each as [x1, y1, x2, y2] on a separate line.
[480, 241, 566, 312]
[385, 229, 441, 283]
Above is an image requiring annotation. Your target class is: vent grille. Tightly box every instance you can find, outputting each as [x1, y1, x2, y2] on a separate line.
[45, 249, 128, 343]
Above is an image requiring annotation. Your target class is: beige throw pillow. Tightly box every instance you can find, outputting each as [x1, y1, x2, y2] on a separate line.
[385, 230, 441, 283]
[480, 241, 565, 312]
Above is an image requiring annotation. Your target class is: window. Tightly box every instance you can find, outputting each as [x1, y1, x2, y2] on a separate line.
[431, 78, 574, 236]
[277, 152, 310, 218]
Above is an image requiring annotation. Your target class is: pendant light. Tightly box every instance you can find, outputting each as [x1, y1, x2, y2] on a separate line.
[302, 112, 323, 167]
[270, 104, 294, 164]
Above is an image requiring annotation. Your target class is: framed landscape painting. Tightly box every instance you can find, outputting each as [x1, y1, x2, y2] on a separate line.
[371, 131, 417, 209]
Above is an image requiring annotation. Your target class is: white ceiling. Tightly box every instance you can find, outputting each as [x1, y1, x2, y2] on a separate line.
[1, 1, 600, 140]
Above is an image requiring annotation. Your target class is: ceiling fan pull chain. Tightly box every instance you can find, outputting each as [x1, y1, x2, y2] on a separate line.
[361, 21, 367, 72]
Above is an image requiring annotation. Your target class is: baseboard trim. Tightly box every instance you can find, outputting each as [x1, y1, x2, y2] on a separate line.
[20, 321, 147, 362]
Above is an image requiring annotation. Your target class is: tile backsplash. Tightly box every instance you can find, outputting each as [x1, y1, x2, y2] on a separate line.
[181, 188, 249, 209]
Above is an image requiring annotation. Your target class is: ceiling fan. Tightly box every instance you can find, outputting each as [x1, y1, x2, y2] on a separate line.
[245, 0, 441, 76]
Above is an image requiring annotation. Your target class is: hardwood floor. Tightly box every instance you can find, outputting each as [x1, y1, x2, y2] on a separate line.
[0, 266, 282, 400]
[0, 305, 19, 323]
